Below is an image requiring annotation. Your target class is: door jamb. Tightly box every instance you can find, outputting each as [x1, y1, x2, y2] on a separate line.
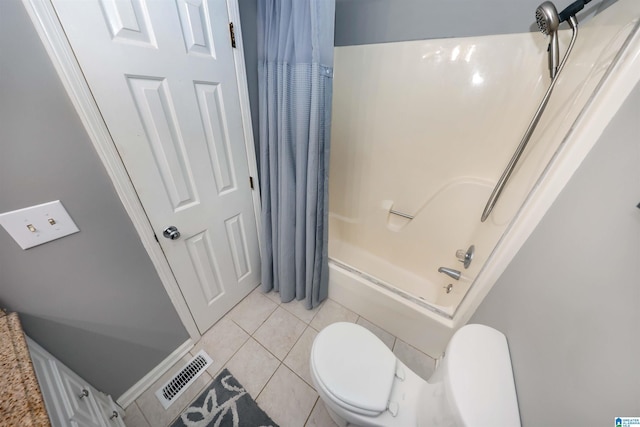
[21, 0, 261, 341]
[227, 1, 263, 249]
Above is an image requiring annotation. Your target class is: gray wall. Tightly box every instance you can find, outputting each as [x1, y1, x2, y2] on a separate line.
[471, 82, 640, 425]
[334, 0, 611, 46]
[0, 0, 188, 398]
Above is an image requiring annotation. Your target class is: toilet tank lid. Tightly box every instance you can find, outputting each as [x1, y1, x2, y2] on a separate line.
[311, 322, 397, 414]
[444, 324, 521, 426]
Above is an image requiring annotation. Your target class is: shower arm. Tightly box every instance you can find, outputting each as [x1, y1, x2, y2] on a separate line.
[480, 15, 578, 222]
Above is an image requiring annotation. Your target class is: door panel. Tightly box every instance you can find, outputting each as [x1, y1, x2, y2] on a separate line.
[52, 0, 260, 333]
[194, 82, 236, 194]
[127, 77, 199, 209]
[176, 0, 216, 57]
[99, 0, 156, 47]
[225, 214, 251, 280]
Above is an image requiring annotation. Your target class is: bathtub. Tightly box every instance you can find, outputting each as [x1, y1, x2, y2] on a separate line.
[328, 0, 640, 357]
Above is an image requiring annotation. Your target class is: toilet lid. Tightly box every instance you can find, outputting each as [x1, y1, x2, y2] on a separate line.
[445, 325, 521, 426]
[311, 322, 396, 414]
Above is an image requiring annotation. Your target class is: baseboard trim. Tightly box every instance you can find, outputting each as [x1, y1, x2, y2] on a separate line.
[116, 339, 194, 408]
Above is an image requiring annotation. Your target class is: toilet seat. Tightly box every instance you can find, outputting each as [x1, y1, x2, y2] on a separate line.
[311, 322, 397, 415]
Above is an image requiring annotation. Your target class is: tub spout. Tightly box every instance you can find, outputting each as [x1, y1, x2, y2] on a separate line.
[438, 267, 461, 280]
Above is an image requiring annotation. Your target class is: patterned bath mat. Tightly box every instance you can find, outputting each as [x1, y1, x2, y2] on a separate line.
[171, 368, 279, 427]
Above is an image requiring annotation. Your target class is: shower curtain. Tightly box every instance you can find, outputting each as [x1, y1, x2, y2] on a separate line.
[258, 0, 335, 309]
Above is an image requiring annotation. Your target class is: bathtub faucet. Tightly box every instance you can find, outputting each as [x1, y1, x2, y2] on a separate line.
[438, 267, 461, 281]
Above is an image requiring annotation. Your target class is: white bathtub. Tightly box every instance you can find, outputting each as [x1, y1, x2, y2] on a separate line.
[328, 0, 640, 357]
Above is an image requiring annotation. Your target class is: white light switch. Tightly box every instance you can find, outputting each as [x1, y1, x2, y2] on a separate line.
[0, 201, 79, 249]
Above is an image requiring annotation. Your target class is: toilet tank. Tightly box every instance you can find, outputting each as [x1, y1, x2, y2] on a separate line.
[418, 324, 521, 427]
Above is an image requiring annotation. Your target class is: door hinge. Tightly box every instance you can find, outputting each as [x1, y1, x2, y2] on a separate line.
[229, 22, 236, 48]
[249, 176, 254, 189]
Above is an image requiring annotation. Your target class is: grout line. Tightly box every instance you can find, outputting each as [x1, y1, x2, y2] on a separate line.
[254, 361, 283, 401]
[216, 341, 278, 403]
[328, 297, 349, 310]
[211, 331, 251, 376]
[279, 300, 313, 324]
[246, 337, 283, 373]
[230, 312, 273, 336]
[279, 323, 310, 363]
[261, 289, 283, 305]
[253, 359, 317, 408]
[228, 295, 279, 335]
[286, 362, 317, 391]
[358, 314, 394, 335]
[132, 401, 153, 427]
[249, 335, 282, 363]
[281, 363, 317, 394]
[304, 396, 321, 427]
[356, 316, 398, 350]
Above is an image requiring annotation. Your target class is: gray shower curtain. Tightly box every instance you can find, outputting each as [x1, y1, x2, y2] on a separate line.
[258, 0, 335, 309]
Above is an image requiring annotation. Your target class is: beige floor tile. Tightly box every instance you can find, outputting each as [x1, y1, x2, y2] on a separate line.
[124, 402, 151, 427]
[192, 317, 250, 375]
[224, 337, 280, 398]
[356, 317, 396, 349]
[254, 307, 306, 360]
[260, 286, 282, 304]
[256, 364, 317, 427]
[228, 289, 278, 334]
[280, 297, 323, 324]
[135, 355, 212, 427]
[309, 299, 358, 332]
[305, 399, 339, 427]
[393, 339, 436, 380]
[284, 326, 318, 389]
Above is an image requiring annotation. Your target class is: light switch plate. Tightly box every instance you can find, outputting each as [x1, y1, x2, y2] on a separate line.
[0, 200, 80, 249]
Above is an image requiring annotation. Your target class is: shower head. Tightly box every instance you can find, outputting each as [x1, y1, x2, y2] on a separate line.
[535, 0, 592, 79]
[535, 1, 560, 36]
[536, 1, 560, 79]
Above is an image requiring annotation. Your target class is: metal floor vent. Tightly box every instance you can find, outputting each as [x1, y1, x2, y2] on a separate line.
[155, 350, 213, 409]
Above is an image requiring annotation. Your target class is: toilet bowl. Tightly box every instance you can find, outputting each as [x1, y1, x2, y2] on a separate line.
[310, 322, 520, 427]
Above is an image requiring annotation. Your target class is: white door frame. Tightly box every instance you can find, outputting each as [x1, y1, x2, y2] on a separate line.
[22, 0, 262, 342]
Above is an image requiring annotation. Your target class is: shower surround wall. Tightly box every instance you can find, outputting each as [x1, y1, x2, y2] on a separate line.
[330, 30, 551, 311]
[328, 0, 640, 356]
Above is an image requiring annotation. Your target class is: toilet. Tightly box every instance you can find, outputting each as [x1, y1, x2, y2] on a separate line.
[310, 322, 521, 427]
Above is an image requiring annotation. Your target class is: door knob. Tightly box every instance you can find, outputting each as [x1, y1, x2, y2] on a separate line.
[163, 226, 181, 240]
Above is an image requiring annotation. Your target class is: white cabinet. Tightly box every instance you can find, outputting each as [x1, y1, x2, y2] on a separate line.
[26, 337, 125, 427]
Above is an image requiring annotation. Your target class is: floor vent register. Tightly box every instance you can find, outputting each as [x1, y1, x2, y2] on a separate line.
[155, 350, 213, 409]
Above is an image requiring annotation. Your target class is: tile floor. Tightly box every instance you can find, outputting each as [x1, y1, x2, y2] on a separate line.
[124, 287, 436, 427]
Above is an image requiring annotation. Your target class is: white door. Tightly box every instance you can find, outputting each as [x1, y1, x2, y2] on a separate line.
[51, 0, 260, 333]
